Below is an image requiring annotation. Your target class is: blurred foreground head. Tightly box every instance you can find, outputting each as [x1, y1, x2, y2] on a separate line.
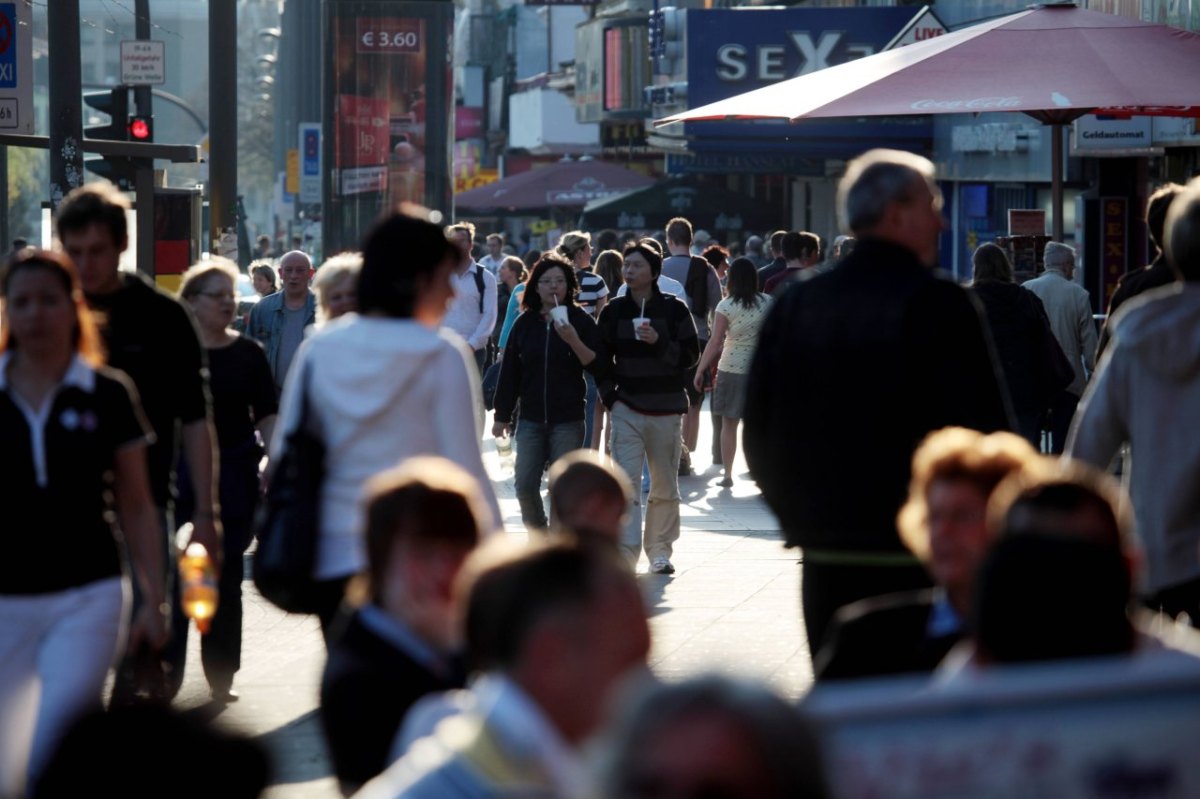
[838, 149, 944, 266]
[548, 449, 633, 545]
[34, 705, 269, 799]
[457, 540, 650, 744]
[1165, 177, 1200, 281]
[599, 675, 831, 799]
[973, 462, 1137, 665]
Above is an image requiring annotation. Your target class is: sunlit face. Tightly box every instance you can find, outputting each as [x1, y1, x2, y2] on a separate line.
[535, 265, 569, 309]
[278, 254, 313, 295]
[574, 242, 592, 269]
[623, 251, 654, 291]
[252, 270, 276, 296]
[61, 223, 124, 296]
[323, 273, 358, 320]
[497, 262, 513, 286]
[927, 477, 991, 598]
[4, 267, 77, 358]
[187, 274, 237, 333]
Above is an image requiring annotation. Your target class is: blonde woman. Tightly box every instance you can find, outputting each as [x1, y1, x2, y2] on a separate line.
[313, 252, 362, 324]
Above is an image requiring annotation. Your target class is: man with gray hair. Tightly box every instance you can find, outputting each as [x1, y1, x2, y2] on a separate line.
[1067, 177, 1200, 628]
[1022, 241, 1098, 453]
[744, 148, 1011, 661]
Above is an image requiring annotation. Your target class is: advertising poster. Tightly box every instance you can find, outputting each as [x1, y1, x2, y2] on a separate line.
[327, 2, 452, 253]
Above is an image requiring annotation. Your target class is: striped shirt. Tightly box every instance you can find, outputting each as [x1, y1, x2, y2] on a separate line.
[595, 292, 699, 416]
[575, 269, 609, 317]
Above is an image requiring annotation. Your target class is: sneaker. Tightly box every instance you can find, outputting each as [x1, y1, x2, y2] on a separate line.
[650, 557, 675, 575]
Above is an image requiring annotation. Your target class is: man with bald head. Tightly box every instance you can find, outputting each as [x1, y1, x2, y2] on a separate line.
[248, 250, 317, 392]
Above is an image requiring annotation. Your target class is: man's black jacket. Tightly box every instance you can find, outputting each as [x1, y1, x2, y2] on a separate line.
[743, 238, 1013, 552]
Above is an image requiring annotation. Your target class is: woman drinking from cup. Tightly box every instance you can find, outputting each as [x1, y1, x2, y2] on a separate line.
[492, 253, 603, 531]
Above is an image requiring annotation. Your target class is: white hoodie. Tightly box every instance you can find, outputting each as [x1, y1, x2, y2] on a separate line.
[272, 315, 501, 580]
[1067, 283, 1200, 595]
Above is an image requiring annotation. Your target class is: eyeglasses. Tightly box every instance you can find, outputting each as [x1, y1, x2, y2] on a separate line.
[537, 278, 567, 287]
[197, 290, 237, 302]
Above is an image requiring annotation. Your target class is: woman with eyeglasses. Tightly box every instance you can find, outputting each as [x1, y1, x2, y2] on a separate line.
[177, 258, 278, 701]
[492, 253, 604, 531]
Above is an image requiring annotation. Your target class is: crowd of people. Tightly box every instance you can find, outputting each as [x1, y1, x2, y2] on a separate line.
[2, 150, 1199, 797]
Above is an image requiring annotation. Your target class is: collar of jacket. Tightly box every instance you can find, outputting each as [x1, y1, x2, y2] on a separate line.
[841, 237, 930, 275]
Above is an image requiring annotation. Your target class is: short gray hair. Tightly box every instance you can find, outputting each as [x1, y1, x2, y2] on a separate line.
[599, 675, 831, 799]
[1042, 241, 1076, 271]
[838, 149, 936, 234]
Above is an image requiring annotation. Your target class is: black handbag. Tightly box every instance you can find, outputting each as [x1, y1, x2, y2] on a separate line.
[481, 361, 502, 411]
[253, 361, 325, 614]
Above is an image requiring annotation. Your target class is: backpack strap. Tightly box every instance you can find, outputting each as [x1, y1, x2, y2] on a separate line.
[473, 264, 486, 314]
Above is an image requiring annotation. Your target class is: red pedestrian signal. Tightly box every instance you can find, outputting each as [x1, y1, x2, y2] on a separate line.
[128, 115, 153, 142]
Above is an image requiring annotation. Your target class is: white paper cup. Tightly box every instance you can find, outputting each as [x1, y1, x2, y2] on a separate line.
[632, 317, 649, 338]
[549, 306, 569, 326]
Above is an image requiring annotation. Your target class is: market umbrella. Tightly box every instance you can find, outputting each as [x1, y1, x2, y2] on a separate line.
[657, 3, 1200, 240]
[580, 177, 784, 233]
[455, 160, 654, 213]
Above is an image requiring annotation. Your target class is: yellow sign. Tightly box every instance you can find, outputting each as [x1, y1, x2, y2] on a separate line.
[530, 219, 556, 234]
[454, 169, 498, 195]
[286, 149, 300, 195]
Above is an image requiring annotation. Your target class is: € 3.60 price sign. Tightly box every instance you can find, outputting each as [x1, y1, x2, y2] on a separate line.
[356, 18, 423, 54]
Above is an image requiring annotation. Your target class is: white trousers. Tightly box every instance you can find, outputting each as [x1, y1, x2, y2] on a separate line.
[609, 402, 683, 565]
[0, 577, 128, 797]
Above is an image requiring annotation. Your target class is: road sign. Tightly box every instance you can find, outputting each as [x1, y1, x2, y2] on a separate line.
[298, 122, 322, 204]
[0, 2, 32, 133]
[121, 40, 166, 85]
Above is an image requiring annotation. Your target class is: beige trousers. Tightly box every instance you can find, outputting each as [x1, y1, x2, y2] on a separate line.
[609, 401, 683, 564]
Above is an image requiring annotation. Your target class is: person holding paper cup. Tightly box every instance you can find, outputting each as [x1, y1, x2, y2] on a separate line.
[594, 241, 699, 575]
[492, 253, 604, 531]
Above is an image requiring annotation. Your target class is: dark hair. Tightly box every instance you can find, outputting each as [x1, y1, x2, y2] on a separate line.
[522, 249, 542, 270]
[973, 534, 1133, 664]
[594, 249, 624, 293]
[55, 182, 129, 249]
[361, 457, 485, 605]
[702, 244, 730, 270]
[725, 257, 761, 309]
[1, 248, 104, 365]
[782, 231, 820, 262]
[665, 217, 693, 246]
[358, 207, 458, 318]
[972, 242, 1014, 284]
[623, 241, 663, 282]
[595, 229, 619, 252]
[548, 450, 632, 533]
[33, 705, 269, 799]
[521, 253, 579, 314]
[250, 261, 278, 292]
[461, 542, 629, 672]
[1147, 182, 1185, 253]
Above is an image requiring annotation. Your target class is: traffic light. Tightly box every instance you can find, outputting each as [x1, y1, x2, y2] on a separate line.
[128, 114, 153, 142]
[83, 87, 136, 189]
[84, 87, 129, 141]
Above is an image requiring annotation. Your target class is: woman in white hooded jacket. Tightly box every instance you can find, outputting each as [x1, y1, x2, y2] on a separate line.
[271, 208, 501, 639]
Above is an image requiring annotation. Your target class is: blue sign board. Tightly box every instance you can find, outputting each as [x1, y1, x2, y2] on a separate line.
[683, 7, 932, 155]
[0, 4, 17, 89]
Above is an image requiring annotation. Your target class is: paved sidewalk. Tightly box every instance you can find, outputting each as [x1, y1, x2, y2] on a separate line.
[174, 411, 808, 797]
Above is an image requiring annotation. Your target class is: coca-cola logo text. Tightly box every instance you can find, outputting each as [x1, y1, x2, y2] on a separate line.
[911, 97, 1022, 111]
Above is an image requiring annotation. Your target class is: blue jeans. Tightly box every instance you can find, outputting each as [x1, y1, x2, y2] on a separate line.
[583, 372, 598, 446]
[515, 419, 586, 529]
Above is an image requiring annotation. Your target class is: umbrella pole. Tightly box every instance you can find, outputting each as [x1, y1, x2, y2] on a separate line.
[1052, 122, 1064, 242]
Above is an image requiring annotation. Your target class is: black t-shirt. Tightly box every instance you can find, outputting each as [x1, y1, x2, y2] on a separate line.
[87, 273, 210, 507]
[207, 336, 278, 451]
[0, 361, 153, 594]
